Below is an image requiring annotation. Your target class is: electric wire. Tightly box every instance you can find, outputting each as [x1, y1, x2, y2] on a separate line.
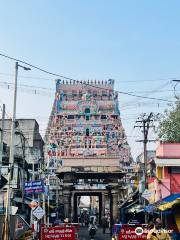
[0, 71, 178, 83]
[0, 79, 178, 94]
[120, 81, 172, 108]
[0, 53, 174, 103]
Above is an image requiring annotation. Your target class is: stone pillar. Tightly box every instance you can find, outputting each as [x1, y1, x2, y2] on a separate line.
[70, 192, 74, 220]
[104, 192, 109, 211]
[112, 190, 119, 221]
[101, 192, 105, 217]
[63, 187, 71, 219]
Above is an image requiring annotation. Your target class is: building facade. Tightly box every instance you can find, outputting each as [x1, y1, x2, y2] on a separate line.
[0, 119, 44, 223]
[155, 143, 180, 201]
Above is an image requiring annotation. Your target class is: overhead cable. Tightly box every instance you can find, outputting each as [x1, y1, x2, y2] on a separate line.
[0, 52, 174, 103]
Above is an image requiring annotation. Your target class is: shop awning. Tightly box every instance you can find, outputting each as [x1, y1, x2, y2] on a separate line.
[145, 194, 180, 212]
[158, 193, 180, 211]
[162, 193, 180, 202]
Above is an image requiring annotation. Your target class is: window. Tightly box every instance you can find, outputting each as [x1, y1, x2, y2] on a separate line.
[79, 91, 83, 98]
[101, 115, 107, 120]
[169, 167, 180, 174]
[85, 108, 90, 115]
[111, 115, 117, 119]
[86, 116, 90, 120]
[102, 91, 107, 96]
[96, 145, 102, 148]
[67, 115, 74, 120]
[86, 128, 90, 136]
[85, 108, 91, 121]
[93, 91, 97, 97]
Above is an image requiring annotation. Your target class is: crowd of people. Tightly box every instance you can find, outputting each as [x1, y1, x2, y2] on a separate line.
[52, 213, 178, 239]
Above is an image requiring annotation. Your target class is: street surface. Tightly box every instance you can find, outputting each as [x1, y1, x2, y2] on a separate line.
[78, 227, 111, 240]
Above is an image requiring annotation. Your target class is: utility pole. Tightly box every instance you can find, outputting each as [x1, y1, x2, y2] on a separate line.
[3, 62, 19, 240]
[134, 112, 155, 189]
[134, 112, 156, 223]
[3, 62, 31, 240]
[0, 104, 5, 181]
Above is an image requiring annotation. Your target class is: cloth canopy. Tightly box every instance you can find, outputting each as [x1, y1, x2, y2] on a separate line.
[145, 193, 180, 212]
[162, 193, 180, 203]
[158, 193, 180, 211]
[158, 198, 180, 211]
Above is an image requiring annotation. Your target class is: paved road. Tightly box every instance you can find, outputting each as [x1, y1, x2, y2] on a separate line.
[78, 227, 112, 240]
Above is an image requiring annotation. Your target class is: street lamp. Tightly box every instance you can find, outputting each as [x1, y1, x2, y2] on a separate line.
[3, 62, 31, 240]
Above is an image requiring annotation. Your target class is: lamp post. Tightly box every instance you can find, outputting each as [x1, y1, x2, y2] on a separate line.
[3, 62, 31, 240]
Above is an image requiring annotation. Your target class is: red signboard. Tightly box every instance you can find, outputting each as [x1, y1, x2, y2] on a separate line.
[119, 226, 147, 240]
[41, 226, 75, 240]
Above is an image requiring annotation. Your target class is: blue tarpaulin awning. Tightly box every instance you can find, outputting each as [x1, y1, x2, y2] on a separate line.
[145, 194, 180, 212]
[162, 193, 180, 203]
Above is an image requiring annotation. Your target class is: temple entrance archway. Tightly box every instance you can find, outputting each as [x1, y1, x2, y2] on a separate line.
[73, 191, 103, 224]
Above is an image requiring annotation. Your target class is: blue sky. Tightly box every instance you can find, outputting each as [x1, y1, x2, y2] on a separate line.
[0, 0, 180, 158]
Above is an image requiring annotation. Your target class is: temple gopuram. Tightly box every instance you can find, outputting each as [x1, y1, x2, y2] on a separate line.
[45, 79, 132, 223]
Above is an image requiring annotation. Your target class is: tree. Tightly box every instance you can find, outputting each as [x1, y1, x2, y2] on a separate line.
[158, 101, 180, 142]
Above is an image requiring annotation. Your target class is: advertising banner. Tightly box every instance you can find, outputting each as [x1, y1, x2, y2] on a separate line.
[119, 225, 147, 240]
[24, 180, 44, 194]
[41, 227, 75, 240]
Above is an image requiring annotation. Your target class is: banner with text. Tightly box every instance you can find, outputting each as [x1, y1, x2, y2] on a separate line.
[41, 226, 75, 240]
[24, 180, 44, 194]
[119, 225, 147, 240]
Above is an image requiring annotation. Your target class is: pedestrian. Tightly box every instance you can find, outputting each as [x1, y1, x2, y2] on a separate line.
[101, 215, 108, 234]
[88, 218, 97, 240]
[147, 218, 171, 239]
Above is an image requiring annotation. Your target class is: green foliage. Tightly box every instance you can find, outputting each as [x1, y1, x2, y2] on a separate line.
[158, 101, 180, 142]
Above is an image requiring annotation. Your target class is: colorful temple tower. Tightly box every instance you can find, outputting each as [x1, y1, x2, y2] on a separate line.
[45, 79, 131, 221]
[46, 79, 131, 169]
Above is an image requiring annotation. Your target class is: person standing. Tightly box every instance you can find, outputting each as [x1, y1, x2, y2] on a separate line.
[88, 218, 97, 240]
[147, 218, 171, 240]
[101, 215, 108, 234]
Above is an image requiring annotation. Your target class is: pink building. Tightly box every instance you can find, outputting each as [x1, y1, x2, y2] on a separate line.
[154, 143, 180, 201]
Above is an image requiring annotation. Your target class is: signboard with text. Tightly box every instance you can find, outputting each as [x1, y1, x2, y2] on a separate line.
[119, 225, 147, 240]
[41, 227, 75, 240]
[24, 180, 44, 194]
[142, 189, 154, 201]
[33, 206, 45, 220]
